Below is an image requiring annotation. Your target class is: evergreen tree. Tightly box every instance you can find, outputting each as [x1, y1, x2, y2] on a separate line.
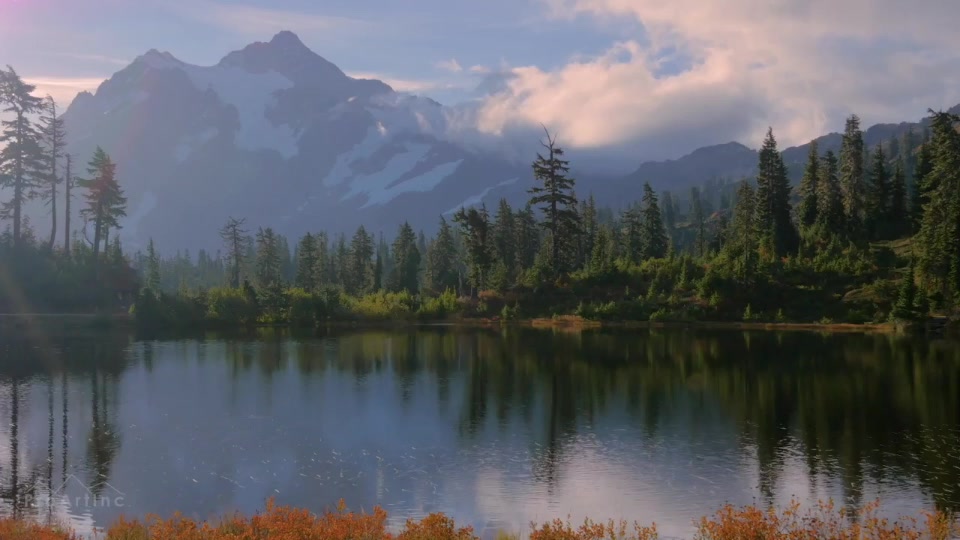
[892, 258, 918, 320]
[77, 147, 126, 277]
[348, 225, 374, 295]
[621, 203, 643, 263]
[529, 129, 579, 275]
[63, 154, 73, 257]
[797, 140, 820, 228]
[639, 183, 668, 260]
[426, 217, 459, 294]
[255, 227, 282, 289]
[690, 187, 707, 258]
[589, 225, 615, 275]
[816, 150, 844, 235]
[219, 217, 248, 288]
[917, 110, 960, 303]
[295, 233, 319, 291]
[492, 198, 516, 281]
[0, 66, 44, 249]
[865, 144, 889, 239]
[514, 204, 539, 271]
[911, 133, 934, 231]
[728, 181, 758, 283]
[580, 195, 598, 269]
[661, 191, 676, 245]
[839, 114, 866, 234]
[314, 231, 329, 288]
[389, 222, 420, 293]
[889, 155, 908, 238]
[145, 238, 161, 293]
[39, 96, 66, 250]
[453, 205, 493, 294]
[754, 128, 797, 258]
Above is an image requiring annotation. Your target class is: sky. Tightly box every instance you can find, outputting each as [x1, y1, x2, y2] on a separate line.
[3, 0, 960, 162]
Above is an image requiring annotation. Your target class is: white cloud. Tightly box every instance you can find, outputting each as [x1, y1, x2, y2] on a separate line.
[347, 71, 451, 94]
[435, 58, 463, 73]
[469, 65, 491, 74]
[474, 0, 960, 156]
[24, 77, 105, 108]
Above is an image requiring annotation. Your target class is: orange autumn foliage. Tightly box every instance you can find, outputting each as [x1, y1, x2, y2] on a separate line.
[0, 497, 956, 540]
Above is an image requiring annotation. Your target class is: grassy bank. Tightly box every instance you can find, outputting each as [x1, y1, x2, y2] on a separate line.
[2, 499, 957, 539]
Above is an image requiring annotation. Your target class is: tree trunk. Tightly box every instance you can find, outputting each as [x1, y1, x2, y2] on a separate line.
[64, 156, 71, 257]
[48, 182, 57, 251]
[93, 212, 103, 280]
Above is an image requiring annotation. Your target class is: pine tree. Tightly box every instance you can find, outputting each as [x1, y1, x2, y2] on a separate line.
[348, 225, 374, 295]
[514, 204, 539, 271]
[77, 147, 126, 277]
[690, 187, 707, 258]
[581, 195, 598, 269]
[0, 66, 45, 249]
[589, 225, 615, 275]
[219, 217, 248, 288]
[38, 96, 66, 250]
[255, 227, 282, 289]
[839, 114, 866, 235]
[816, 150, 844, 235]
[529, 129, 579, 275]
[621, 203, 643, 263]
[453, 205, 493, 294]
[865, 144, 889, 239]
[661, 191, 676, 245]
[492, 198, 516, 282]
[144, 238, 161, 293]
[64, 154, 73, 257]
[639, 183, 668, 260]
[426, 217, 458, 294]
[892, 258, 918, 320]
[728, 180, 758, 283]
[916, 110, 960, 303]
[295, 232, 319, 291]
[911, 133, 934, 231]
[797, 140, 820, 229]
[389, 222, 420, 293]
[889, 156, 908, 238]
[314, 231, 329, 288]
[754, 128, 797, 259]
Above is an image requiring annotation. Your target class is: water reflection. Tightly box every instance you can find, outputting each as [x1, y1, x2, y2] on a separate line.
[0, 328, 957, 538]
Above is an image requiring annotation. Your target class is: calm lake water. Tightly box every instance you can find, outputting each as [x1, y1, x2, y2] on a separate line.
[0, 326, 958, 538]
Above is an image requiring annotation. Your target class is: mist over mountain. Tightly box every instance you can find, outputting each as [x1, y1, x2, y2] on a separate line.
[56, 31, 955, 251]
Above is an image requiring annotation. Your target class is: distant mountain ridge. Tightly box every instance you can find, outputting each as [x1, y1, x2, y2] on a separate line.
[52, 31, 959, 250]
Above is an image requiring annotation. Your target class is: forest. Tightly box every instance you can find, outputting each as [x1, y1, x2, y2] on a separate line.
[2, 65, 960, 329]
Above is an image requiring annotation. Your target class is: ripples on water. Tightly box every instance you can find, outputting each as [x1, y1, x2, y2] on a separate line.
[0, 327, 957, 539]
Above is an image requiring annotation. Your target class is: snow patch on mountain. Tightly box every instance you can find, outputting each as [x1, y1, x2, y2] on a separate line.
[181, 65, 298, 157]
[323, 127, 389, 188]
[361, 159, 464, 208]
[444, 177, 519, 214]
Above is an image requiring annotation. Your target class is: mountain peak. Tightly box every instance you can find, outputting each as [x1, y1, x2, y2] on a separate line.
[269, 30, 306, 49]
[135, 48, 182, 70]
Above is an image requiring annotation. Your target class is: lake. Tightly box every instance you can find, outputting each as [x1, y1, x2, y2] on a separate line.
[0, 326, 958, 538]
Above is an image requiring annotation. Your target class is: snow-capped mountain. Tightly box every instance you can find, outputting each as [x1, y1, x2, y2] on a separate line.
[62, 31, 528, 250]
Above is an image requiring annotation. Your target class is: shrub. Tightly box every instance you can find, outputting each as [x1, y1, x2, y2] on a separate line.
[418, 289, 461, 320]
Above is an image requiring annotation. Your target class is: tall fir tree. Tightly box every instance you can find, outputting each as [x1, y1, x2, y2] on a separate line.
[911, 132, 934, 231]
[580, 195, 598, 269]
[425, 217, 459, 294]
[77, 147, 126, 277]
[754, 128, 797, 259]
[348, 225, 374, 295]
[690, 187, 706, 258]
[839, 114, 866, 235]
[816, 150, 844, 235]
[0, 66, 45, 249]
[514, 204, 539, 271]
[621, 203, 643, 263]
[865, 144, 890, 239]
[453, 205, 493, 294]
[589, 225, 615, 275]
[145, 238, 161, 293]
[492, 198, 516, 281]
[889, 156, 908, 238]
[295, 232, 319, 291]
[219, 217, 248, 288]
[389, 222, 420, 293]
[63, 154, 73, 257]
[39, 96, 66, 250]
[797, 140, 820, 229]
[255, 227, 282, 289]
[916, 110, 960, 303]
[639, 183, 668, 260]
[661, 191, 676, 245]
[728, 181, 758, 283]
[528, 129, 579, 275]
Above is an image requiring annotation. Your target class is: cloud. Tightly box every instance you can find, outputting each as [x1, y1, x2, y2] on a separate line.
[53, 53, 130, 67]
[347, 71, 453, 94]
[24, 76, 104, 107]
[178, 2, 377, 38]
[469, 65, 491, 74]
[435, 59, 463, 73]
[473, 0, 960, 158]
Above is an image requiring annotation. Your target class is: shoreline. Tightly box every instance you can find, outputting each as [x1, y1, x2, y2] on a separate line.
[0, 312, 909, 335]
